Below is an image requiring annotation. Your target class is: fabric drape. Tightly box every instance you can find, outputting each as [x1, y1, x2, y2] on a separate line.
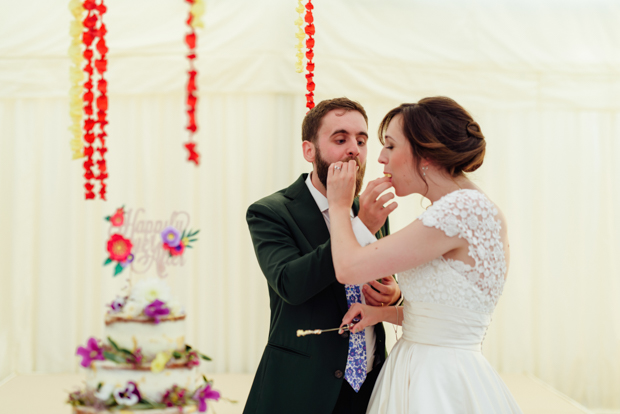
[1, 0, 619, 411]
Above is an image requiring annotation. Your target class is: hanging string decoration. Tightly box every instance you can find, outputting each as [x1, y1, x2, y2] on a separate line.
[183, 0, 205, 166]
[294, 0, 305, 73]
[304, 0, 315, 110]
[81, 0, 98, 199]
[94, 1, 109, 200]
[72, 0, 108, 200]
[68, 0, 85, 160]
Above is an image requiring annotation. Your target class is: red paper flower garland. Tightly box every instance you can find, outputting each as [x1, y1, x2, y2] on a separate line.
[183, 0, 204, 166]
[80, 0, 108, 200]
[304, 0, 315, 110]
[94, 1, 109, 200]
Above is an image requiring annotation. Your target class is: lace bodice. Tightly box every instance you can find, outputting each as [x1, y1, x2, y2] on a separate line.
[399, 189, 507, 314]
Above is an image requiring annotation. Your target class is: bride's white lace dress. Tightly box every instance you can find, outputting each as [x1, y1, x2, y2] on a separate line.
[367, 189, 522, 414]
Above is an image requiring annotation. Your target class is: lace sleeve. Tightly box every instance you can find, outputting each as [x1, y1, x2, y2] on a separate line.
[417, 190, 507, 308]
[418, 190, 476, 240]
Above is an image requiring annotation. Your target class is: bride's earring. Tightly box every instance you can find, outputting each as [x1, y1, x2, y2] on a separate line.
[422, 166, 428, 176]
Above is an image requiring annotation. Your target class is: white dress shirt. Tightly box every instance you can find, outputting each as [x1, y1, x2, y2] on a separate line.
[305, 173, 377, 372]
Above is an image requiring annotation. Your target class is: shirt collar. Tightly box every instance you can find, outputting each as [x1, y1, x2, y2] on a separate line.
[305, 172, 354, 217]
[305, 172, 329, 213]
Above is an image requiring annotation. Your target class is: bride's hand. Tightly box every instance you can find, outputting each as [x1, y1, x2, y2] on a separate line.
[327, 160, 357, 210]
[340, 303, 381, 334]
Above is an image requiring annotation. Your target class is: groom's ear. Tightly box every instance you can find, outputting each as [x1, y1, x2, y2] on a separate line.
[302, 140, 316, 163]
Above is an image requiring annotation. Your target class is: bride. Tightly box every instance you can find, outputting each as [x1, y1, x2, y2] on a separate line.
[326, 97, 523, 413]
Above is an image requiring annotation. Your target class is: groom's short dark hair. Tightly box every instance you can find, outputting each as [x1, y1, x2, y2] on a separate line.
[302, 97, 368, 144]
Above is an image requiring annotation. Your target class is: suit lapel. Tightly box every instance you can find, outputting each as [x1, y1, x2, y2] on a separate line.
[285, 174, 349, 315]
[284, 174, 330, 248]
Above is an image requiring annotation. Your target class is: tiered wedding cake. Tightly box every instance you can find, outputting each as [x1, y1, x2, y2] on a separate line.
[67, 278, 219, 413]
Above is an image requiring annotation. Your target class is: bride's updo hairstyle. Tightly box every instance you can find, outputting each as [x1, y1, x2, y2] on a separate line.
[379, 96, 486, 183]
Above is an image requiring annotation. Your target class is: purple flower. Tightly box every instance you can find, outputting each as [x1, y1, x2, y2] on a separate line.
[113, 381, 141, 406]
[120, 254, 135, 268]
[144, 299, 170, 323]
[161, 227, 181, 248]
[193, 383, 220, 412]
[110, 296, 126, 312]
[76, 337, 105, 367]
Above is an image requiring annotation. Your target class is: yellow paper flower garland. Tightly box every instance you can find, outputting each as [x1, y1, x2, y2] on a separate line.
[68, 0, 85, 160]
[190, 0, 205, 29]
[295, 0, 305, 73]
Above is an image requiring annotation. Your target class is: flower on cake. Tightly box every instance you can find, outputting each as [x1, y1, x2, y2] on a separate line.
[121, 300, 145, 318]
[76, 337, 105, 367]
[125, 347, 143, 366]
[130, 277, 172, 304]
[94, 383, 115, 401]
[112, 381, 141, 406]
[162, 385, 188, 407]
[193, 382, 221, 412]
[161, 227, 199, 257]
[186, 350, 201, 367]
[105, 206, 125, 227]
[151, 351, 172, 373]
[168, 299, 183, 315]
[109, 296, 126, 312]
[144, 299, 170, 323]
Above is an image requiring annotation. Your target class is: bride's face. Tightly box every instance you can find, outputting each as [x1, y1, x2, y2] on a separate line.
[378, 114, 421, 197]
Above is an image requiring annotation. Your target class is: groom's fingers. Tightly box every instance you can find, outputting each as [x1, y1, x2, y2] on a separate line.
[363, 283, 392, 306]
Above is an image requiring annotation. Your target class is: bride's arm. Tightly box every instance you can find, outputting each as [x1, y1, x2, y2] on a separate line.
[327, 160, 464, 285]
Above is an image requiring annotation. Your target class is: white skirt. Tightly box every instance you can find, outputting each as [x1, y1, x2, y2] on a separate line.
[367, 302, 523, 414]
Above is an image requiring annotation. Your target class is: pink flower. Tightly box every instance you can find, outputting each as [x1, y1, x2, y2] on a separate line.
[162, 385, 188, 407]
[76, 337, 105, 367]
[193, 383, 220, 412]
[110, 208, 124, 226]
[186, 350, 200, 367]
[125, 348, 143, 366]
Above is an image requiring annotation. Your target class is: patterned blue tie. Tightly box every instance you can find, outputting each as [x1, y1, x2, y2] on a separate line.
[344, 284, 367, 392]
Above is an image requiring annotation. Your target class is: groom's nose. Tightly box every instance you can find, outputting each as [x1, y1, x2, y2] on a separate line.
[345, 140, 359, 158]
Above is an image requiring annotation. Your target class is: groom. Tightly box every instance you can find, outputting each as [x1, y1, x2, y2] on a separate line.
[244, 98, 400, 414]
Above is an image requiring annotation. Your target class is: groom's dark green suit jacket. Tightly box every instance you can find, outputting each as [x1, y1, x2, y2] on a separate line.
[243, 174, 391, 414]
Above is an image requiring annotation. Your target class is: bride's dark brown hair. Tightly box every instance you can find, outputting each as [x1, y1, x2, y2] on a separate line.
[379, 97, 486, 188]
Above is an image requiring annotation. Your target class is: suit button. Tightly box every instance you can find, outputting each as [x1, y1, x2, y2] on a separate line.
[334, 370, 344, 379]
[340, 331, 349, 339]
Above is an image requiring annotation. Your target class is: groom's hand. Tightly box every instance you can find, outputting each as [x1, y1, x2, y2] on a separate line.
[363, 276, 401, 307]
[357, 177, 397, 235]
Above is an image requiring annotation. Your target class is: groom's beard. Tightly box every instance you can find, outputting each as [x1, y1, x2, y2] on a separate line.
[315, 148, 366, 198]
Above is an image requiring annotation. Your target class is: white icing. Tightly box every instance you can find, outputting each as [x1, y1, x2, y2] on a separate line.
[105, 318, 186, 358]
